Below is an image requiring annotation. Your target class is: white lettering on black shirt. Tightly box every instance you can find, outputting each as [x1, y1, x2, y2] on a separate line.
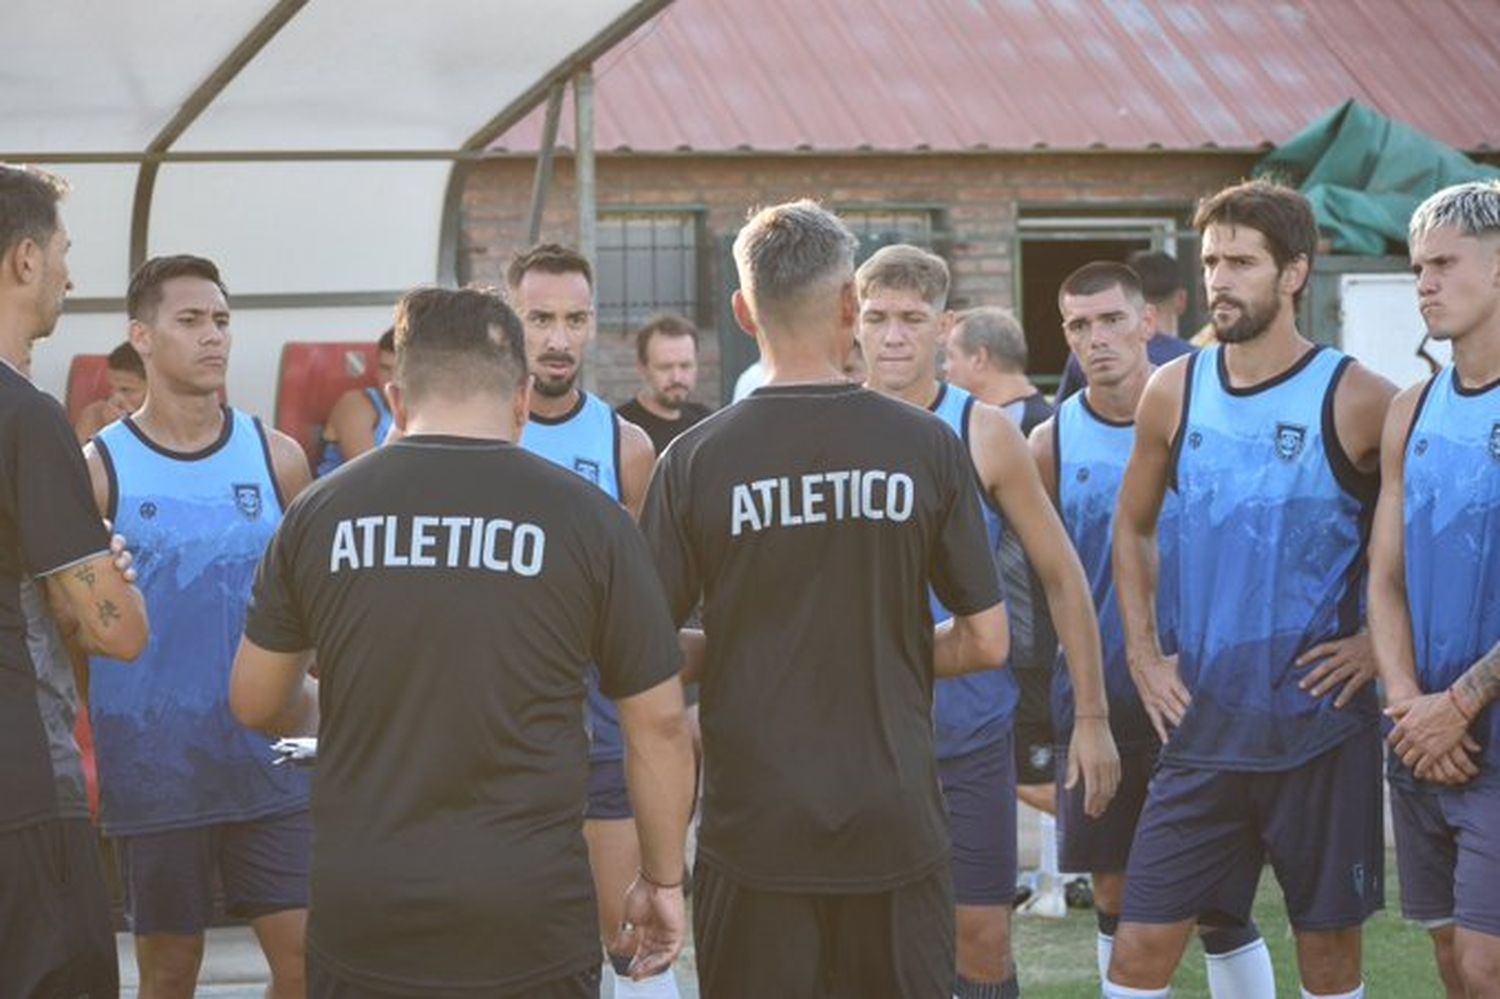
[329, 515, 546, 575]
[730, 469, 915, 537]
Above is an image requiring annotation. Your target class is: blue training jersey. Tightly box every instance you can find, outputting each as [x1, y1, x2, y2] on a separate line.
[1054, 392, 1178, 753]
[91, 409, 309, 834]
[519, 391, 625, 762]
[929, 383, 1018, 760]
[316, 386, 393, 477]
[1403, 366, 1500, 781]
[1170, 346, 1378, 770]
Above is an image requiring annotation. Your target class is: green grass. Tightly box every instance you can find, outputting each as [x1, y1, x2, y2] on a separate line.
[1013, 854, 1439, 997]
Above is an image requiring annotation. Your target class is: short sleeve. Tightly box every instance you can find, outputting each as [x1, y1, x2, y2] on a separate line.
[243, 509, 312, 653]
[928, 432, 1003, 617]
[591, 503, 682, 700]
[17, 392, 108, 577]
[639, 453, 701, 626]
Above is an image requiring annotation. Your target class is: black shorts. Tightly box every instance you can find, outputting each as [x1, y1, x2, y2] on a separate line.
[0, 817, 118, 999]
[307, 947, 601, 998]
[1012, 667, 1055, 784]
[692, 857, 953, 999]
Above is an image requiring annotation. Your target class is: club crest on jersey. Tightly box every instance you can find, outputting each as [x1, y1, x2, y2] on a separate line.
[232, 483, 262, 520]
[1490, 422, 1500, 462]
[1274, 422, 1306, 461]
[572, 457, 600, 484]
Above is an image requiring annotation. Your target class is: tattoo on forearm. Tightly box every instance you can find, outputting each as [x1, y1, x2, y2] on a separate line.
[96, 600, 120, 628]
[73, 564, 97, 589]
[1456, 641, 1500, 712]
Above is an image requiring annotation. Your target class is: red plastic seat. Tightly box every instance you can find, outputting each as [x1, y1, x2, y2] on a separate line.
[273, 342, 383, 466]
[64, 354, 111, 424]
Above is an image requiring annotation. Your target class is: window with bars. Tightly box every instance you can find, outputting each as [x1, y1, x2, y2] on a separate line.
[595, 212, 700, 330]
[837, 207, 939, 248]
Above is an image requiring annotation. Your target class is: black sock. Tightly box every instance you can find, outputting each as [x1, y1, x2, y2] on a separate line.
[954, 974, 1020, 998]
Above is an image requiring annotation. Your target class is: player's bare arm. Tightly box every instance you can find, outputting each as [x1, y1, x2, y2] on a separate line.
[614, 675, 695, 979]
[229, 639, 319, 737]
[1027, 417, 1059, 506]
[973, 402, 1119, 815]
[267, 427, 314, 505]
[933, 601, 1010, 679]
[1113, 358, 1191, 744]
[42, 549, 148, 663]
[1390, 642, 1497, 785]
[617, 417, 656, 520]
[323, 388, 379, 460]
[1295, 362, 1399, 707]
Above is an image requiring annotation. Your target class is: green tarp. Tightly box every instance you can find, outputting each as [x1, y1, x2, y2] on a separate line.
[1254, 100, 1500, 256]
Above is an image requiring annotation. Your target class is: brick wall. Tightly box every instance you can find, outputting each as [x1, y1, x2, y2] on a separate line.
[461, 151, 1259, 409]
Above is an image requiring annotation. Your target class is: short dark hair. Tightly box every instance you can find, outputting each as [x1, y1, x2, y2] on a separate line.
[1124, 251, 1183, 304]
[0, 164, 68, 260]
[377, 327, 395, 353]
[393, 286, 527, 404]
[634, 314, 698, 365]
[506, 243, 593, 291]
[106, 341, 145, 378]
[127, 255, 228, 322]
[1057, 261, 1145, 313]
[1193, 180, 1318, 304]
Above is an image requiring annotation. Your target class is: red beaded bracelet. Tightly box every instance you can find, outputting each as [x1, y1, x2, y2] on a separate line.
[1448, 687, 1479, 723]
[638, 868, 684, 891]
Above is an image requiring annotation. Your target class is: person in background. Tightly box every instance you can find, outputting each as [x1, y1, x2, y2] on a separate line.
[616, 315, 713, 456]
[1055, 250, 1194, 403]
[74, 340, 147, 442]
[316, 328, 395, 476]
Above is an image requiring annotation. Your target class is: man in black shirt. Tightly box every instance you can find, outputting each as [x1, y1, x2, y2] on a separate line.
[616, 314, 713, 455]
[0, 163, 149, 998]
[641, 199, 1010, 998]
[231, 287, 695, 998]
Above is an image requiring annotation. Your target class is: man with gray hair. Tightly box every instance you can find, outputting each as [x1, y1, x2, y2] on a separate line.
[1370, 179, 1500, 998]
[640, 200, 1010, 997]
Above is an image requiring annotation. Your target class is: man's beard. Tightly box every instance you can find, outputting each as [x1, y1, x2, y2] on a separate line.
[1213, 289, 1281, 344]
[532, 368, 579, 398]
[652, 387, 688, 411]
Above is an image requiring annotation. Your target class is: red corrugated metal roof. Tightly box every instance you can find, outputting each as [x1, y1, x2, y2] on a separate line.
[491, 0, 1500, 154]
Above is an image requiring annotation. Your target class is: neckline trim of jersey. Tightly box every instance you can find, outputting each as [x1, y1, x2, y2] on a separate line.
[527, 390, 589, 426]
[122, 406, 234, 462]
[1215, 343, 1324, 397]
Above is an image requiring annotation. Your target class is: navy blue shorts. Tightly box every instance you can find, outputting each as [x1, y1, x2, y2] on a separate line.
[1390, 775, 1500, 937]
[1057, 746, 1155, 875]
[116, 809, 312, 935]
[585, 758, 631, 821]
[1123, 727, 1384, 931]
[937, 731, 1017, 906]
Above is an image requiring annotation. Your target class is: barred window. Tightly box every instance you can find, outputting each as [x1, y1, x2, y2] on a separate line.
[595, 212, 700, 330]
[838, 208, 938, 247]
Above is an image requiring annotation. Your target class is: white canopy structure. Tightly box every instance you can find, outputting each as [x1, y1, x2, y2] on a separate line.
[3, 0, 670, 414]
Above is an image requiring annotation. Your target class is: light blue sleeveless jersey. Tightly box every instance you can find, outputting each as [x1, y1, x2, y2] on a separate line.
[1170, 346, 1377, 769]
[316, 386, 393, 477]
[1404, 366, 1500, 780]
[519, 391, 625, 762]
[1054, 392, 1178, 753]
[929, 384, 1019, 760]
[91, 410, 309, 834]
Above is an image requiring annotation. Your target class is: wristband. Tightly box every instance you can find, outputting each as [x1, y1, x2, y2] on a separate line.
[637, 868, 684, 891]
[1448, 687, 1479, 723]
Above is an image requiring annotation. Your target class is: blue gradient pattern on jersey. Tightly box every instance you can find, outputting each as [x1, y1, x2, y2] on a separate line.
[1054, 394, 1178, 752]
[91, 411, 309, 835]
[929, 383, 1019, 760]
[1404, 366, 1500, 780]
[1171, 346, 1376, 769]
[316, 387, 392, 477]
[520, 391, 625, 762]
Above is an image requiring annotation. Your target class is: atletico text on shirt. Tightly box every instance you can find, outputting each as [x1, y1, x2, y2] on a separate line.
[328, 514, 546, 575]
[730, 468, 916, 537]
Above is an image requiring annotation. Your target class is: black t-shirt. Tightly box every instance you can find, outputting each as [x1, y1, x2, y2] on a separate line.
[641, 383, 1002, 891]
[616, 398, 712, 455]
[0, 364, 109, 833]
[244, 435, 682, 994]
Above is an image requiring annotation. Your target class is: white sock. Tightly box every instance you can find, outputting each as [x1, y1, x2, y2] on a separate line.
[1205, 938, 1275, 999]
[614, 967, 681, 998]
[1299, 985, 1363, 999]
[1101, 978, 1170, 997]
[1039, 812, 1060, 878]
[1097, 932, 1114, 984]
